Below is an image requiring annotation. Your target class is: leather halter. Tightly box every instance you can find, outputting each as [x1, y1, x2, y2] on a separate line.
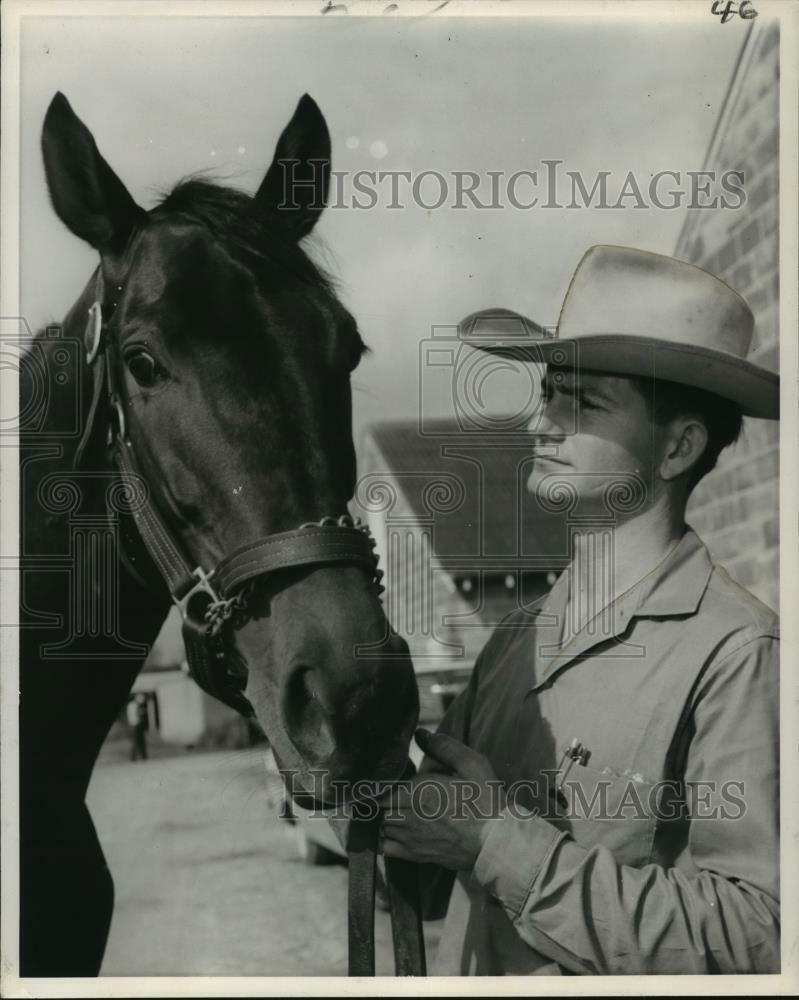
[74, 276, 426, 976]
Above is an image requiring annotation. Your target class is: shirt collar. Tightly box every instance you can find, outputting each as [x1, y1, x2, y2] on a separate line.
[534, 527, 714, 677]
[545, 525, 713, 622]
[631, 526, 714, 618]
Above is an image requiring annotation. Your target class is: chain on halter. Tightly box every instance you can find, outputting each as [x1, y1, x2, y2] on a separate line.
[203, 585, 252, 638]
[202, 514, 384, 638]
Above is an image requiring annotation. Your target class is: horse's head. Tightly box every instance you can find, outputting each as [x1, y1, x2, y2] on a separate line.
[41, 93, 418, 801]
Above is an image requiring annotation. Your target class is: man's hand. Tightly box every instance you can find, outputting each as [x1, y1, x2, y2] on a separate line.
[380, 728, 506, 870]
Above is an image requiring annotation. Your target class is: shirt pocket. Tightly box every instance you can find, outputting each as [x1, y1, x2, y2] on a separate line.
[554, 756, 659, 867]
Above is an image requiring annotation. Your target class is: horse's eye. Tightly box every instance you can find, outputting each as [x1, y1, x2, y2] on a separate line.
[125, 349, 162, 387]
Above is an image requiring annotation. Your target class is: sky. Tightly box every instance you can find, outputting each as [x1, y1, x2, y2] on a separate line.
[18, 11, 745, 447]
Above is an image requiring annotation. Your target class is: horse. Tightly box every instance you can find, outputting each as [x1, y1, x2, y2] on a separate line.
[20, 92, 420, 976]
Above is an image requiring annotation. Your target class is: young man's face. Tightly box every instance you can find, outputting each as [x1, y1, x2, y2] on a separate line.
[527, 367, 663, 512]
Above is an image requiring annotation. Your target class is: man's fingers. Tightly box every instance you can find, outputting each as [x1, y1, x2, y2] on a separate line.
[415, 728, 485, 777]
[387, 784, 414, 811]
[381, 838, 415, 861]
[381, 814, 412, 839]
[381, 812, 409, 828]
[380, 823, 412, 855]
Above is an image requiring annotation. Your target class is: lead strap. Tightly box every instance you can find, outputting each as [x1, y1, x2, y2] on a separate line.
[346, 764, 426, 977]
[385, 855, 427, 976]
[347, 814, 380, 976]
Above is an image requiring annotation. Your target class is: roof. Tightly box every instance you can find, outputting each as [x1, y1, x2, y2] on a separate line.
[358, 419, 569, 571]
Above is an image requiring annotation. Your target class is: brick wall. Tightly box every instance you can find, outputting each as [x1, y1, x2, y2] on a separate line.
[676, 20, 779, 612]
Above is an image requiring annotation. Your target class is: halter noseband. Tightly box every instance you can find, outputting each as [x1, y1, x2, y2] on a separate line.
[75, 279, 384, 717]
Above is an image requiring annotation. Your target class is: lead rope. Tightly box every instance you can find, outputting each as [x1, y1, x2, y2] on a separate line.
[323, 520, 424, 975]
[347, 814, 380, 976]
[347, 761, 426, 977]
[384, 854, 427, 975]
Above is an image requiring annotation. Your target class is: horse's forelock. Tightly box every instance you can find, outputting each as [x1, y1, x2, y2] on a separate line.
[152, 178, 335, 296]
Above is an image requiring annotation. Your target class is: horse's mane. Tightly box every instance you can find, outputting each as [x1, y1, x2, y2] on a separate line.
[154, 178, 336, 293]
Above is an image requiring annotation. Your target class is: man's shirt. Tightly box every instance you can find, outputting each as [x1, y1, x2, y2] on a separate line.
[429, 527, 779, 975]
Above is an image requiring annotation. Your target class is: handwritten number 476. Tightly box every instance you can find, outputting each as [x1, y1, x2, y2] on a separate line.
[711, 0, 758, 22]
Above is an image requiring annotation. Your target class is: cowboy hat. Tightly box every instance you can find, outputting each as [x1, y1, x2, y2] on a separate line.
[458, 245, 779, 419]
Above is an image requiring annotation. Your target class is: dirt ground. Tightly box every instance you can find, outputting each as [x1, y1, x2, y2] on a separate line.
[88, 743, 442, 977]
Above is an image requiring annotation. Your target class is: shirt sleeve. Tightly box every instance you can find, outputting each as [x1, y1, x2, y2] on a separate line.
[472, 633, 780, 974]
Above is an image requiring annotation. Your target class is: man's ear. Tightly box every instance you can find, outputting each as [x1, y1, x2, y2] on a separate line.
[254, 94, 331, 240]
[658, 417, 709, 483]
[41, 92, 144, 254]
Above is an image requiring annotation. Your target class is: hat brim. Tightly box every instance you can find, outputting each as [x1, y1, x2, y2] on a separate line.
[459, 313, 779, 420]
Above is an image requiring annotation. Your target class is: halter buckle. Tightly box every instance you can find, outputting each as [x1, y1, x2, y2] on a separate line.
[85, 301, 103, 364]
[174, 566, 221, 620]
[106, 396, 127, 446]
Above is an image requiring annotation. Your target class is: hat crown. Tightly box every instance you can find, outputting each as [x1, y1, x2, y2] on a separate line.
[558, 245, 754, 358]
[457, 244, 778, 419]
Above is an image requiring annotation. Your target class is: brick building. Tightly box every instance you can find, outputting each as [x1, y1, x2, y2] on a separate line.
[675, 18, 780, 612]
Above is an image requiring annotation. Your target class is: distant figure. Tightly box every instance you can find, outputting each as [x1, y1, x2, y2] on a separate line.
[127, 693, 149, 761]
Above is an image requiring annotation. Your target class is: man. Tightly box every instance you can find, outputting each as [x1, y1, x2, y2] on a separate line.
[381, 245, 780, 975]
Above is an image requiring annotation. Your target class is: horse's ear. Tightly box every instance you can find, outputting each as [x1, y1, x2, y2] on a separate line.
[41, 92, 144, 254]
[254, 94, 331, 239]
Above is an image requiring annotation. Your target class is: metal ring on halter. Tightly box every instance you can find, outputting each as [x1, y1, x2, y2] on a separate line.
[85, 301, 103, 364]
[111, 396, 126, 441]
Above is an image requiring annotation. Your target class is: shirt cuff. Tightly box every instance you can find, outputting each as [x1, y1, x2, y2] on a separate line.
[472, 806, 565, 918]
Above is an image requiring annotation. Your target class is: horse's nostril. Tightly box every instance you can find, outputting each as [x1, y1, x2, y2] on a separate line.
[295, 666, 337, 716]
[282, 664, 339, 761]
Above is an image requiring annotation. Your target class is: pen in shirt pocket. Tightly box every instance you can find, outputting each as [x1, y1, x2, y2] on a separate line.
[553, 737, 591, 808]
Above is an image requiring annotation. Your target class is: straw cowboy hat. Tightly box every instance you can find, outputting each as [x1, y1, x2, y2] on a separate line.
[458, 245, 779, 419]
